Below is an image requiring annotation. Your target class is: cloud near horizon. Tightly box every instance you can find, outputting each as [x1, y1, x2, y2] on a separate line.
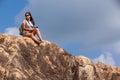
[4, 27, 19, 36]
[93, 52, 115, 66]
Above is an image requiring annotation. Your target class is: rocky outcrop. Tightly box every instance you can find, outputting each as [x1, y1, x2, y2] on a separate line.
[0, 34, 120, 80]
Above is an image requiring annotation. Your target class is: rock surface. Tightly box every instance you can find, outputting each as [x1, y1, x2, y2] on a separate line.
[0, 34, 120, 80]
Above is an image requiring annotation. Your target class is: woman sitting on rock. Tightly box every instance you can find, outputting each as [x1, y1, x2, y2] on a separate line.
[21, 12, 43, 44]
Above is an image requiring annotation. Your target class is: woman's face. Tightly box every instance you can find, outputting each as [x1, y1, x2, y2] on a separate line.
[25, 13, 31, 20]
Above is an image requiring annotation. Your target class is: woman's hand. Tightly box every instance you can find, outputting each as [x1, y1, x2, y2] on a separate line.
[29, 28, 34, 31]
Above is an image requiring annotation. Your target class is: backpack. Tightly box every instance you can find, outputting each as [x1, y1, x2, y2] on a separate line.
[19, 24, 23, 35]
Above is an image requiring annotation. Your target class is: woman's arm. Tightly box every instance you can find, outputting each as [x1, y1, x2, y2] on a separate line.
[22, 22, 34, 31]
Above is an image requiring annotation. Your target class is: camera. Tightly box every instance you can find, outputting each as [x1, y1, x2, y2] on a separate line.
[33, 26, 38, 28]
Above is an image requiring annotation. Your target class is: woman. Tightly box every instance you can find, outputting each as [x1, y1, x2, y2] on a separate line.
[21, 12, 43, 44]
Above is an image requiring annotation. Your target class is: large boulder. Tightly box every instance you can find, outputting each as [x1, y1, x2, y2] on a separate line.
[0, 34, 120, 80]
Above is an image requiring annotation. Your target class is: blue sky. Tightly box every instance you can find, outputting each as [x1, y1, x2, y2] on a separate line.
[1, 0, 120, 66]
[0, 0, 27, 32]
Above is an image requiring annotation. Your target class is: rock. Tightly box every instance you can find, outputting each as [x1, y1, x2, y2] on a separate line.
[0, 34, 120, 80]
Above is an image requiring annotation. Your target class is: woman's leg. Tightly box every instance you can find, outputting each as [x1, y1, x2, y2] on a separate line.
[32, 28, 43, 41]
[25, 32, 41, 44]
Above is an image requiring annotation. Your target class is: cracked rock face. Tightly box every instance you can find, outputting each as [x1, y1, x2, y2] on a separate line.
[0, 34, 120, 80]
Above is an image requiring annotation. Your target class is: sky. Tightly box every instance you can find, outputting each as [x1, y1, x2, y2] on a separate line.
[1, 0, 120, 66]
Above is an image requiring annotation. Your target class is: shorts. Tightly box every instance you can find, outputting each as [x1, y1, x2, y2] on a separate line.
[22, 30, 32, 36]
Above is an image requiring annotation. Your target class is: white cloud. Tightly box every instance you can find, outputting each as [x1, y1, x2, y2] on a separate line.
[92, 40, 120, 66]
[4, 27, 19, 36]
[93, 52, 115, 66]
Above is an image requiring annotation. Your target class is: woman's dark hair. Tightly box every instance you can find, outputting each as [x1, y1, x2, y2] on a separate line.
[25, 12, 35, 25]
